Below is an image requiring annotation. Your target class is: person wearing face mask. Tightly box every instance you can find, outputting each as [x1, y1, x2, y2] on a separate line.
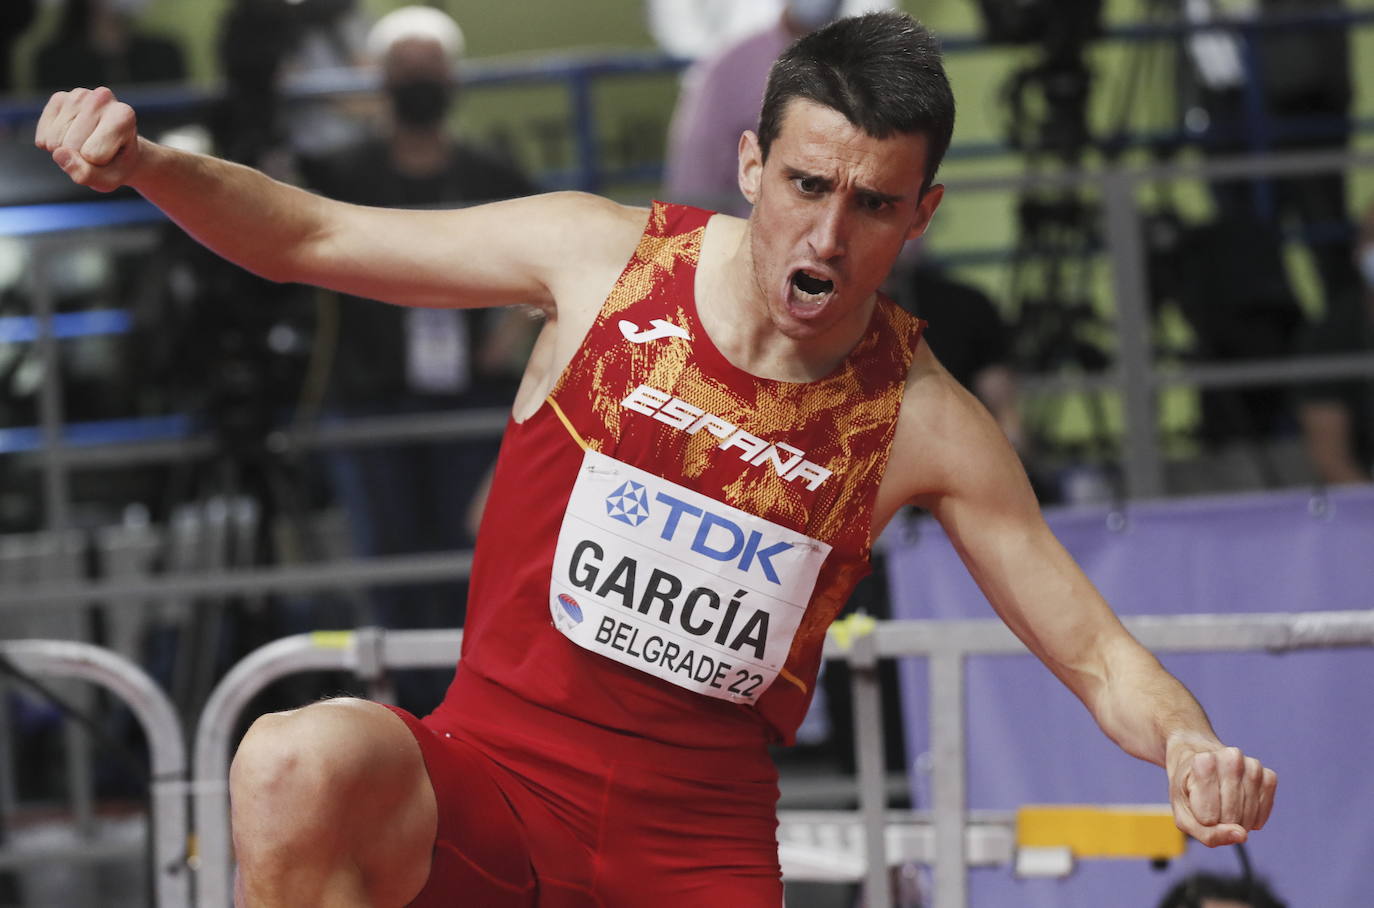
[298, 5, 539, 716]
[663, 0, 893, 216]
[33, 0, 185, 91]
[1296, 200, 1374, 484]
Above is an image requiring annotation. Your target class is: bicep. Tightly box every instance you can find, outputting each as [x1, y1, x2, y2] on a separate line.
[296, 191, 629, 314]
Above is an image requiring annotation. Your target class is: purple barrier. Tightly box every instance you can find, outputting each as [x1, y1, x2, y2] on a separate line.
[887, 486, 1374, 907]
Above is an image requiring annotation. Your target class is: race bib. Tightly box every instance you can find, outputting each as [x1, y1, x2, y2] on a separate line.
[549, 449, 830, 704]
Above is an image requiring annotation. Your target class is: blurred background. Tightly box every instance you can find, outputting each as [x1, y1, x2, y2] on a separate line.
[1, 1, 1373, 906]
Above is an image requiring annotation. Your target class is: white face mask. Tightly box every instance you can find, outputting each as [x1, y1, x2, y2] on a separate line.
[784, 0, 845, 30]
[1360, 246, 1374, 290]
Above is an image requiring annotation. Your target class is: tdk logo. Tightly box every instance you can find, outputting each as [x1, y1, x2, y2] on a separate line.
[621, 385, 833, 490]
[605, 480, 650, 526]
[654, 492, 792, 585]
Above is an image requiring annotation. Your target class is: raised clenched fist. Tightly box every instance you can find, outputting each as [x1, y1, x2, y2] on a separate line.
[34, 86, 143, 193]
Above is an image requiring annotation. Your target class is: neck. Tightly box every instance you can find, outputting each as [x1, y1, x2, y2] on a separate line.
[697, 217, 871, 383]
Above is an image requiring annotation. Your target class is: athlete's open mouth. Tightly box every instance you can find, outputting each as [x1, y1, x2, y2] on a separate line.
[790, 269, 834, 301]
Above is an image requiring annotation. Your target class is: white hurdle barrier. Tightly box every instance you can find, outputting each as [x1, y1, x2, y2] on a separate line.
[0, 639, 189, 908]
[191, 628, 461, 908]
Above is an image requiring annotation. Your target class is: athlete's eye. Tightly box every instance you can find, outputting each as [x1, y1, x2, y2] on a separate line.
[858, 194, 890, 213]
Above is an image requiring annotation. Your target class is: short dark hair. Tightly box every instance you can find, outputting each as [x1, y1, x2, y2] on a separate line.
[1156, 872, 1287, 908]
[757, 11, 956, 192]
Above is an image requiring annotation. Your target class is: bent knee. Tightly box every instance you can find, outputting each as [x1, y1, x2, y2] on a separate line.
[231, 699, 400, 812]
[230, 700, 437, 903]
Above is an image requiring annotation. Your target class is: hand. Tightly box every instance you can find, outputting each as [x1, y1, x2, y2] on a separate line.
[34, 86, 142, 193]
[1168, 739, 1277, 847]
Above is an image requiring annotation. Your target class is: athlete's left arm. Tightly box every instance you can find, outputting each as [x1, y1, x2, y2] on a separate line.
[893, 351, 1277, 847]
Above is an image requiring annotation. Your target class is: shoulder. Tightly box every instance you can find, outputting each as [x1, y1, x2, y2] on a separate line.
[871, 338, 1041, 542]
[531, 193, 651, 311]
[899, 341, 984, 441]
[889, 340, 1026, 508]
[538, 191, 650, 258]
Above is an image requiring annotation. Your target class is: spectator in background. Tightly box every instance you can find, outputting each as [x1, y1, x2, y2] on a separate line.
[1298, 199, 1374, 484]
[1, 0, 38, 95]
[33, 0, 185, 91]
[300, 5, 539, 715]
[1155, 871, 1287, 908]
[663, 0, 892, 214]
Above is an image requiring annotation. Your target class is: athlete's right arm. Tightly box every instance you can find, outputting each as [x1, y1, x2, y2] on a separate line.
[35, 87, 628, 315]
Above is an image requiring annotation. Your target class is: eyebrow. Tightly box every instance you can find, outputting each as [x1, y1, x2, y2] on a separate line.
[782, 167, 906, 205]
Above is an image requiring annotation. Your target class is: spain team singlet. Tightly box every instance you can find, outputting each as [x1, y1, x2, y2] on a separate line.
[436, 201, 924, 754]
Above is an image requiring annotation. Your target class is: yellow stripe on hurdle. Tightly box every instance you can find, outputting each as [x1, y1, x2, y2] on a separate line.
[827, 613, 878, 651]
[1016, 805, 1185, 860]
[310, 631, 355, 650]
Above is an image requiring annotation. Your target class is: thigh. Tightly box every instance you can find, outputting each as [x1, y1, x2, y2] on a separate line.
[596, 766, 784, 908]
[384, 707, 538, 908]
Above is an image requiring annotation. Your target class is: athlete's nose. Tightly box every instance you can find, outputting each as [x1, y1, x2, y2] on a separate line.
[806, 197, 848, 261]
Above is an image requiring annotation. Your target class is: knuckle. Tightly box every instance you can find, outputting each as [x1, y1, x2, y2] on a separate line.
[113, 103, 138, 132]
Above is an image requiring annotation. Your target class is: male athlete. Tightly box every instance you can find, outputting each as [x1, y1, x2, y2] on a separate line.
[37, 12, 1276, 907]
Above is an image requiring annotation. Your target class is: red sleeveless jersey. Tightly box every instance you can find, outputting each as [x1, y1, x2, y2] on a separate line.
[444, 201, 923, 748]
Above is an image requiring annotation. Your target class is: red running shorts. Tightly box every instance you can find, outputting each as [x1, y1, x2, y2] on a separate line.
[385, 670, 784, 907]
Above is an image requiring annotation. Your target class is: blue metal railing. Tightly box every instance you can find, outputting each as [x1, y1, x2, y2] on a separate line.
[0, 309, 133, 342]
[0, 199, 162, 237]
[0, 415, 191, 455]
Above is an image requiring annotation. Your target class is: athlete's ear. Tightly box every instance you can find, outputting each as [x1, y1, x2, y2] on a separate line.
[906, 183, 944, 242]
[738, 130, 763, 205]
